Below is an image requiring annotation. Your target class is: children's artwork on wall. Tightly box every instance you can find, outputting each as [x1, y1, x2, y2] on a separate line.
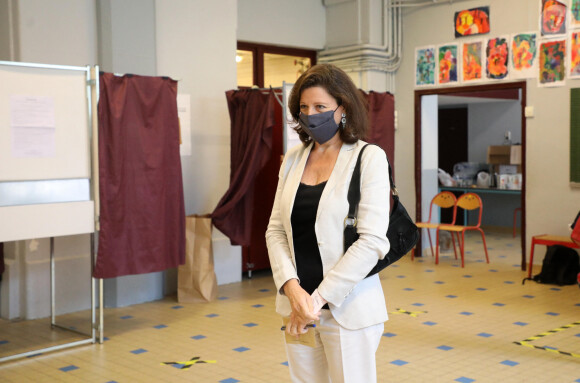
[539, 39, 566, 86]
[569, 32, 580, 78]
[571, 0, 580, 29]
[415, 46, 436, 87]
[486, 37, 509, 80]
[510, 32, 538, 79]
[541, 0, 567, 36]
[454, 7, 490, 37]
[438, 44, 459, 85]
[462, 40, 484, 82]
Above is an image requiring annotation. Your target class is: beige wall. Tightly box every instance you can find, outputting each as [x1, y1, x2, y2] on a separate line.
[395, 0, 580, 254]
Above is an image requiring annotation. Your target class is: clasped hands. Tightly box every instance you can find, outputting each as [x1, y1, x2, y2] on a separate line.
[283, 279, 327, 337]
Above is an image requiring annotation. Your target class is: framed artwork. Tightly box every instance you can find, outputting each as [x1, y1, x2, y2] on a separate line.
[454, 7, 490, 37]
[415, 46, 436, 87]
[569, 31, 580, 78]
[437, 44, 459, 85]
[541, 0, 567, 36]
[571, 0, 580, 29]
[510, 32, 538, 79]
[486, 37, 509, 80]
[538, 39, 566, 87]
[462, 40, 484, 82]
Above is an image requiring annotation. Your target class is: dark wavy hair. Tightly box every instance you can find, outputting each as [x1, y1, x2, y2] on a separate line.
[289, 63, 369, 145]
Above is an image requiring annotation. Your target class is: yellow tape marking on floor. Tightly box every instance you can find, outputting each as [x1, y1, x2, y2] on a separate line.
[513, 321, 580, 358]
[391, 308, 428, 317]
[162, 356, 217, 370]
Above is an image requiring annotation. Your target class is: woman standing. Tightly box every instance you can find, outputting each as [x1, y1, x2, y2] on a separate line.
[266, 63, 391, 382]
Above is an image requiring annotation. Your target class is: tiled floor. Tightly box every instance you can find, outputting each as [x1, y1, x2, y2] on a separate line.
[1, 231, 580, 382]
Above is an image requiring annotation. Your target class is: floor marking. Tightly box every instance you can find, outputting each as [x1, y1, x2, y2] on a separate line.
[162, 356, 217, 370]
[391, 308, 428, 317]
[513, 321, 580, 358]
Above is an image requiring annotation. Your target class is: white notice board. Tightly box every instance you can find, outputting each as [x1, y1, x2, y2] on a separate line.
[0, 61, 94, 242]
[0, 62, 90, 181]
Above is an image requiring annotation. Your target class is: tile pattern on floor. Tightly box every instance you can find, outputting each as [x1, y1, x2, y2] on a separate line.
[1, 231, 579, 382]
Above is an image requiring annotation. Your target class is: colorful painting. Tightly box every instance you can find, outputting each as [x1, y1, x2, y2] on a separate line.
[455, 7, 490, 37]
[569, 32, 580, 78]
[486, 37, 509, 80]
[415, 46, 436, 86]
[539, 39, 566, 86]
[571, 0, 580, 28]
[510, 32, 538, 79]
[462, 41, 483, 82]
[438, 44, 458, 84]
[541, 0, 567, 36]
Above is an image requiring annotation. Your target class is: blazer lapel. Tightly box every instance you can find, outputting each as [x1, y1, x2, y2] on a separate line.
[317, 142, 357, 218]
[282, 142, 312, 229]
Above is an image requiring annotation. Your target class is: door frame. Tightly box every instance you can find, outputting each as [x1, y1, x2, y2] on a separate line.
[414, 81, 527, 270]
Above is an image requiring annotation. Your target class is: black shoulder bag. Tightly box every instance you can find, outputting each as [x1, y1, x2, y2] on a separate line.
[344, 144, 419, 277]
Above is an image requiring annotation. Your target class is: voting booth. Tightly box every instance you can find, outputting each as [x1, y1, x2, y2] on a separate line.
[0, 60, 102, 362]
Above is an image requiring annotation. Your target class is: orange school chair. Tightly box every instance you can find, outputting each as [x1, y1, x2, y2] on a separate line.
[436, 192, 490, 267]
[412, 191, 458, 260]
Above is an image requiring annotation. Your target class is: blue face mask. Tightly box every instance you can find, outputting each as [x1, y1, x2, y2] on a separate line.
[298, 106, 340, 144]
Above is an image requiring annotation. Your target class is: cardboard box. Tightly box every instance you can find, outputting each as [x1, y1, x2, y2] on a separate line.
[487, 145, 522, 165]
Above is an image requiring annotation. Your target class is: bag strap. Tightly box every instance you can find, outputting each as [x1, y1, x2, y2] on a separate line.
[345, 143, 398, 228]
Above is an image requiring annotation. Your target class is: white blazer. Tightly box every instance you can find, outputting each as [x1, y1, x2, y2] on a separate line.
[266, 140, 391, 330]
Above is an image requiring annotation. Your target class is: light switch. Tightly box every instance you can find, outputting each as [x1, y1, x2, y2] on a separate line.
[525, 106, 534, 117]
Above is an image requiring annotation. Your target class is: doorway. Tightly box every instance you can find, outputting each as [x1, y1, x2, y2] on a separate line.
[414, 82, 527, 270]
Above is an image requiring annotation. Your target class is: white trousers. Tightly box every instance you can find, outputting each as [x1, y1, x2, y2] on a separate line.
[284, 310, 384, 383]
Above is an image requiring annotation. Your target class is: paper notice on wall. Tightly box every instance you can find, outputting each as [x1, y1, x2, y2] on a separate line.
[10, 95, 56, 158]
[177, 94, 191, 156]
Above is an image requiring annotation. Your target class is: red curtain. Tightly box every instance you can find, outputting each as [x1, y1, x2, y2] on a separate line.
[94, 73, 185, 279]
[0, 243, 4, 280]
[211, 89, 275, 246]
[361, 90, 396, 179]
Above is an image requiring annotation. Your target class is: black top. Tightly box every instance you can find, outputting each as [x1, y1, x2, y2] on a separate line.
[291, 181, 328, 308]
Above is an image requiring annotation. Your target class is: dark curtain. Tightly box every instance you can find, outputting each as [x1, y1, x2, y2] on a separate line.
[211, 89, 275, 246]
[94, 73, 185, 279]
[0, 243, 4, 282]
[361, 90, 396, 180]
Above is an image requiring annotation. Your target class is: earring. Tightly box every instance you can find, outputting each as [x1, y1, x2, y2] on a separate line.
[341, 113, 346, 127]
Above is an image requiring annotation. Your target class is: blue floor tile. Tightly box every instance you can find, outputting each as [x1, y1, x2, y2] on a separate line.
[191, 335, 206, 340]
[446, 295, 457, 298]
[243, 322, 258, 327]
[460, 312, 473, 316]
[437, 345, 453, 351]
[120, 315, 133, 319]
[493, 303, 506, 307]
[546, 312, 559, 316]
[130, 348, 147, 354]
[258, 289, 270, 292]
[477, 332, 493, 338]
[59, 365, 79, 372]
[382, 332, 397, 337]
[423, 321, 437, 326]
[522, 295, 535, 299]
[500, 360, 519, 366]
[206, 313, 219, 318]
[154, 324, 167, 329]
[455, 377, 475, 383]
[218, 296, 229, 300]
[220, 379, 240, 383]
[412, 303, 425, 306]
[513, 322, 528, 326]
[0, 340, 9, 345]
[390, 359, 408, 366]
[252, 304, 264, 308]
[281, 361, 289, 366]
[233, 347, 250, 352]
[171, 305, 184, 309]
